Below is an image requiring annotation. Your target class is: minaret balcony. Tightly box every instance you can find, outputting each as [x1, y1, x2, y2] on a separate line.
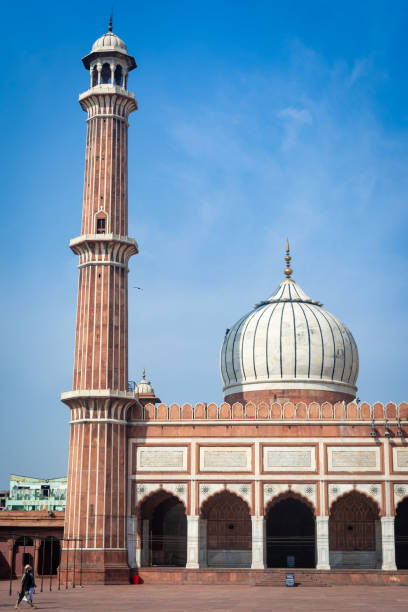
[69, 233, 138, 267]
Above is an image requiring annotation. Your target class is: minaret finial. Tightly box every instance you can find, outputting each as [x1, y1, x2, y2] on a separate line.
[142, 368, 146, 380]
[108, 13, 113, 32]
[284, 238, 293, 279]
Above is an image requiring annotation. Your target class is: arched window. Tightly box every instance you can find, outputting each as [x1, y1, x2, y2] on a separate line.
[138, 491, 187, 567]
[114, 65, 123, 86]
[201, 490, 251, 568]
[101, 63, 111, 84]
[265, 493, 315, 568]
[91, 68, 98, 87]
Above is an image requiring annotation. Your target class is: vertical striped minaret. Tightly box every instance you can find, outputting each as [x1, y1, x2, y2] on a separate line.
[61, 22, 138, 584]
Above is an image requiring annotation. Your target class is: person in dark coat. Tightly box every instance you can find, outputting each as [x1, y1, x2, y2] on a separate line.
[15, 564, 36, 608]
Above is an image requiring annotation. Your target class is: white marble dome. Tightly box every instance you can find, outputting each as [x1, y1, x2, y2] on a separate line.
[220, 275, 359, 399]
[136, 369, 155, 395]
[91, 32, 128, 55]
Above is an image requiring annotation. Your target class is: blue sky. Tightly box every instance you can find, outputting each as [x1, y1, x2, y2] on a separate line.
[1, 0, 407, 487]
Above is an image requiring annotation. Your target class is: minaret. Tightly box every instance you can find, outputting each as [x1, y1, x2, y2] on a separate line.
[61, 21, 138, 583]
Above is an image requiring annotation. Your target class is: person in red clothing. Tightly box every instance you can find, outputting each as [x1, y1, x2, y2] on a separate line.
[15, 565, 36, 609]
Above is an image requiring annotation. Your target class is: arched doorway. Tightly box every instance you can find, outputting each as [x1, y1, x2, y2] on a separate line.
[139, 491, 187, 567]
[329, 491, 380, 568]
[266, 494, 315, 568]
[14, 537, 34, 578]
[38, 538, 61, 575]
[395, 497, 408, 569]
[201, 490, 251, 568]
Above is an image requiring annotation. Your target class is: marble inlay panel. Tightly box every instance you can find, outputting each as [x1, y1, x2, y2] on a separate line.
[136, 446, 187, 471]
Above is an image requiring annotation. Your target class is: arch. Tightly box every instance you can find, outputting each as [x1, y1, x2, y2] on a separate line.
[395, 497, 408, 568]
[95, 211, 107, 234]
[91, 66, 98, 87]
[138, 490, 187, 567]
[200, 490, 251, 568]
[13, 537, 35, 578]
[114, 64, 123, 86]
[265, 492, 316, 568]
[136, 487, 186, 518]
[329, 490, 380, 569]
[38, 538, 61, 575]
[101, 62, 111, 84]
[265, 490, 316, 516]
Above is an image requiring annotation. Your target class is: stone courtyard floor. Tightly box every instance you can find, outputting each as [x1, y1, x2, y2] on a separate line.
[1, 582, 408, 611]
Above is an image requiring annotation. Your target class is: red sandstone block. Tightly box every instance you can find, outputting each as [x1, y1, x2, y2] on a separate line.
[207, 403, 218, 419]
[157, 404, 168, 420]
[334, 402, 346, 419]
[194, 403, 206, 418]
[295, 402, 307, 419]
[283, 403, 295, 419]
[220, 403, 231, 419]
[360, 402, 371, 420]
[232, 402, 244, 419]
[270, 403, 282, 419]
[347, 402, 358, 419]
[169, 404, 180, 420]
[245, 402, 256, 418]
[385, 403, 397, 419]
[257, 403, 269, 419]
[373, 402, 385, 419]
[399, 402, 408, 419]
[321, 402, 333, 419]
[182, 403, 193, 419]
[144, 403, 156, 419]
[309, 402, 320, 419]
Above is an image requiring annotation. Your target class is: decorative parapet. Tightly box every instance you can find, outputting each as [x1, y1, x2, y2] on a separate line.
[129, 401, 408, 422]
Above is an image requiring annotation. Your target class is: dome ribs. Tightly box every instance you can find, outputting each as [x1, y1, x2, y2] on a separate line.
[316, 307, 337, 381]
[279, 302, 286, 378]
[302, 302, 325, 379]
[265, 302, 280, 378]
[128, 401, 407, 421]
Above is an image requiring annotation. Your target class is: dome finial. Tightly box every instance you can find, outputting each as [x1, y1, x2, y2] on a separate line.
[108, 13, 113, 32]
[142, 368, 146, 380]
[284, 238, 293, 279]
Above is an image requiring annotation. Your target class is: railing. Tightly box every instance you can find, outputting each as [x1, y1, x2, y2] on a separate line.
[130, 401, 408, 422]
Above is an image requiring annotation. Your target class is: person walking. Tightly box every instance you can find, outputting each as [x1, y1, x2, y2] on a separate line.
[15, 564, 36, 608]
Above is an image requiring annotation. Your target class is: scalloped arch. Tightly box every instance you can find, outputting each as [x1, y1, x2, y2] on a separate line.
[200, 488, 251, 516]
[136, 487, 187, 517]
[264, 489, 316, 516]
[329, 488, 380, 515]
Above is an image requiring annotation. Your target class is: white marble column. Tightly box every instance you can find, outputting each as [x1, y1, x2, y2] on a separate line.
[141, 519, 150, 567]
[199, 518, 207, 568]
[381, 516, 397, 570]
[375, 519, 382, 568]
[315, 517, 330, 570]
[186, 515, 200, 569]
[127, 516, 137, 568]
[251, 516, 266, 569]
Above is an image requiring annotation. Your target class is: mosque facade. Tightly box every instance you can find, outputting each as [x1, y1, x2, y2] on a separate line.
[60, 26, 408, 584]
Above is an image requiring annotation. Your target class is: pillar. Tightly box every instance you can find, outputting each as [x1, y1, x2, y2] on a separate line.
[7, 538, 14, 578]
[127, 517, 137, 568]
[186, 516, 200, 569]
[61, 27, 138, 584]
[141, 520, 149, 567]
[33, 538, 41, 577]
[251, 516, 265, 569]
[375, 519, 382, 568]
[381, 516, 397, 570]
[315, 516, 330, 570]
[199, 518, 207, 568]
